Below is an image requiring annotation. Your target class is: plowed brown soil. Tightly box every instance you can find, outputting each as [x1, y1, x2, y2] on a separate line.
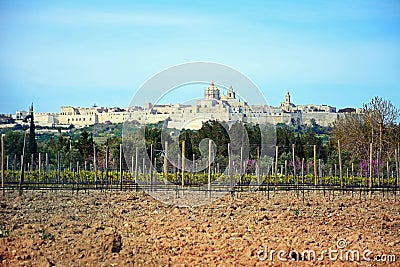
[1, 190, 399, 266]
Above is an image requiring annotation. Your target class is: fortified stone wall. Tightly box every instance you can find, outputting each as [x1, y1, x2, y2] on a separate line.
[46, 86, 345, 129]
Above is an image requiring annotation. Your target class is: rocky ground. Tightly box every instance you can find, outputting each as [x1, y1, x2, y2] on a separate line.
[0, 189, 399, 266]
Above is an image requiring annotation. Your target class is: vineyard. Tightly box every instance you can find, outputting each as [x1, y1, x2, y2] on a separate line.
[1, 96, 399, 201]
[1, 100, 400, 265]
[1, 157, 399, 200]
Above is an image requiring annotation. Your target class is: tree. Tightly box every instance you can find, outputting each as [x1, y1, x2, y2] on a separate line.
[76, 130, 94, 162]
[331, 113, 368, 160]
[191, 120, 230, 168]
[363, 96, 399, 159]
[145, 126, 162, 157]
[27, 103, 38, 166]
[4, 131, 24, 159]
[179, 130, 193, 159]
[332, 97, 399, 162]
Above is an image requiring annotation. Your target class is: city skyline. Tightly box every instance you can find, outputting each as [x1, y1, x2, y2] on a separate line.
[6, 87, 346, 114]
[1, 0, 400, 113]
[8, 84, 341, 129]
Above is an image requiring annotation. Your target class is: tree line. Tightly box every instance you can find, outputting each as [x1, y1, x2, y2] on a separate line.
[1, 96, 399, 177]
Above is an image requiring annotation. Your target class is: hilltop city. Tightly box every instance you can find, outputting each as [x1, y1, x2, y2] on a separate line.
[0, 83, 360, 129]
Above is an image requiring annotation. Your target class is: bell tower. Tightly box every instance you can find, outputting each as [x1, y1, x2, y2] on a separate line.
[285, 91, 291, 104]
[280, 91, 296, 112]
[227, 86, 235, 99]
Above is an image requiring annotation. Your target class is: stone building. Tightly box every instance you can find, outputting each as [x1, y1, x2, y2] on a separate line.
[34, 113, 59, 127]
[279, 91, 297, 112]
[55, 83, 341, 129]
[58, 106, 145, 127]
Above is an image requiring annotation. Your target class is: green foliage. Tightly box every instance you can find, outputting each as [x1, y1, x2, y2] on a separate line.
[3, 167, 399, 188]
[27, 105, 38, 162]
[78, 123, 123, 139]
[293, 208, 300, 217]
[38, 228, 54, 241]
[0, 223, 10, 238]
[145, 126, 162, 153]
[191, 120, 230, 162]
[2, 116, 398, 185]
[76, 130, 94, 162]
[104, 136, 123, 170]
[3, 131, 25, 158]
[276, 124, 330, 163]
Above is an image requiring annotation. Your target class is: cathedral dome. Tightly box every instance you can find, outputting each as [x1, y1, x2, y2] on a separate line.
[204, 82, 220, 100]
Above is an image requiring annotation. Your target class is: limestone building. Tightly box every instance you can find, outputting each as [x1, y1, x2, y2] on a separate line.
[55, 83, 340, 129]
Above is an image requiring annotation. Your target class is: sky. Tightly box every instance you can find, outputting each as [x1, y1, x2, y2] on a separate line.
[0, 0, 399, 114]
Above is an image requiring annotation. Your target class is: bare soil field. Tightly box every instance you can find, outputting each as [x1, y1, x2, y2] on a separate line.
[0, 189, 399, 266]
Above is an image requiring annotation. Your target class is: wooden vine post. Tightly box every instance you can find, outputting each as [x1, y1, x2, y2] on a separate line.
[369, 143, 373, 189]
[105, 145, 109, 185]
[93, 144, 97, 186]
[57, 151, 60, 183]
[257, 146, 260, 186]
[313, 145, 317, 186]
[119, 143, 123, 191]
[208, 139, 212, 198]
[275, 145, 278, 185]
[228, 143, 233, 188]
[150, 144, 153, 186]
[338, 140, 343, 187]
[19, 131, 27, 194]
[181, 141, 185, 188]
[164, 141, 168, 181]
[1, 134, 4, 196]
[396, 147, 399, 188]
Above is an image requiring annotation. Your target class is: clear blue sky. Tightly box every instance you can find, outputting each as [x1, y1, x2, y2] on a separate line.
[1, 0, 399, 113]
